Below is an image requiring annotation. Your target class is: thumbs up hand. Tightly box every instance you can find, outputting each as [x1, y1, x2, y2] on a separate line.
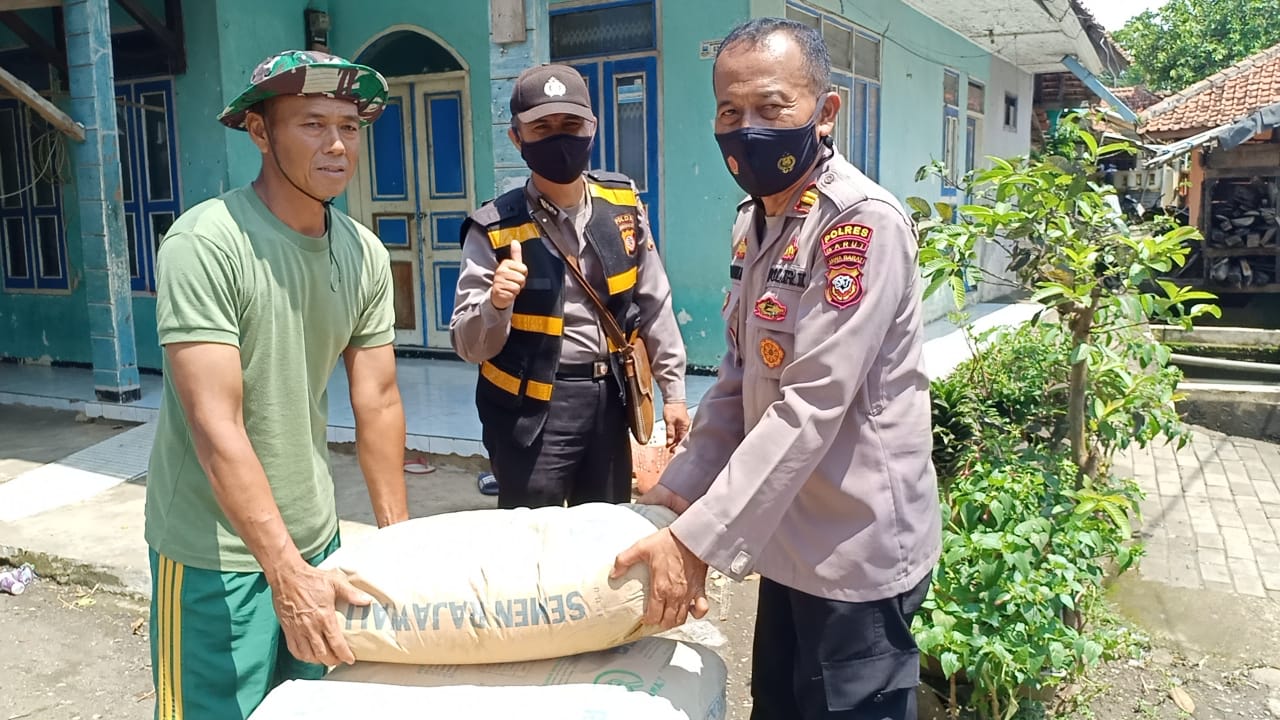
[491, 240, 528, 310]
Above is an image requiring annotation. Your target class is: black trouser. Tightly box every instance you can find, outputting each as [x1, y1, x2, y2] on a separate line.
[484, 373, 632, 509]
[750, 574, 931, 720]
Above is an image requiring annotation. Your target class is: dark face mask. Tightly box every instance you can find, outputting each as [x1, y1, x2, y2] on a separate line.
[714, 102, 827, 198]
[519, 132, 595, 184]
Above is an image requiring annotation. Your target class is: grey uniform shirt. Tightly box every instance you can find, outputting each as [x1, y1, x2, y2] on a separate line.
[451, 178, 687, 403]
[661, 151, 942, 603]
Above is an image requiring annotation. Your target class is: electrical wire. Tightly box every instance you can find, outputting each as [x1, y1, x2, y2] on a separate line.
[0, 127, 65, 201]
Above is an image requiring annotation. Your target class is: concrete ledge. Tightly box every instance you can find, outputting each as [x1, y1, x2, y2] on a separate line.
[1177, 381, 1280, 443]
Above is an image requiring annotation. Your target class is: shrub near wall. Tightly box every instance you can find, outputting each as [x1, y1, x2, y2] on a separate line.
[910, 115, 1215, 718]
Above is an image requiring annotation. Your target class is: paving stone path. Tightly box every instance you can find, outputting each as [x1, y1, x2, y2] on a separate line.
[1115, 426, 1280, 601]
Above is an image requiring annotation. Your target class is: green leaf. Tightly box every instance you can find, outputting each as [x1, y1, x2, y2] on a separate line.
[1030, 285, 1066, 304]
[1079, 129, 1099, 158]
[940, 651, 962, 678]
[950, 274, 967, 310]
[1098, 142, 1136, 157]
[1070, 343, 1091, 364]
[906, 196, 933, 218]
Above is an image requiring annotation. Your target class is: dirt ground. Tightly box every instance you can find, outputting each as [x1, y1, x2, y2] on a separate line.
[0, 580, 153, 720]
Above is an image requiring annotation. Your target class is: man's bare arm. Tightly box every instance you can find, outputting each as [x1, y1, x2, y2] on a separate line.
[343, 343, 409, 527]
[166, 341, 369, 666]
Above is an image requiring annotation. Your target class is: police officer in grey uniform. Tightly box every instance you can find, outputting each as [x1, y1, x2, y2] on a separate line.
[612, 19, 941, 720]
[451, 64, 690, 509]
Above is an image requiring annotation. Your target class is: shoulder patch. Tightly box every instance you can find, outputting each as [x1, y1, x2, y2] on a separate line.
[820, 222, 873, 309]
[821, 223, 873, 268]
[825, 267, 864, 309]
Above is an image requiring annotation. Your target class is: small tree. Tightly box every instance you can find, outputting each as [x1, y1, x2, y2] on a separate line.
[909, 116, 1218, 484]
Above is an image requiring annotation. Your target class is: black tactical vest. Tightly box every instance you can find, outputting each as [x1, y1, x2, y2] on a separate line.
[461, 171, 644, 446]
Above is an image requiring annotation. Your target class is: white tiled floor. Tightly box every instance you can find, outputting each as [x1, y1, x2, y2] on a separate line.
[0, 301, 1032, 458]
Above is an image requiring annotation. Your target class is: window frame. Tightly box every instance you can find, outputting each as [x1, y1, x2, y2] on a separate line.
[786, 2, 883, 181]
[941, 70, 962, 198]
[1004, 93, 1019, 131]
[117, 76, 182, 294]
[548, 0, 657, 62]
[0, 99, 68, 292]
[966, 80, 985, 178]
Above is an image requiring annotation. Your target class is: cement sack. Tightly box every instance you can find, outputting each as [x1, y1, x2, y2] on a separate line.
[319, 502, 678, 665]
[319, 636, 727, 720]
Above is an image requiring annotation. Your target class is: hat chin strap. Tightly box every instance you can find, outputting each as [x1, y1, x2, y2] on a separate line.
[265, 129, 342, 289]
[265, 131, 334, 208]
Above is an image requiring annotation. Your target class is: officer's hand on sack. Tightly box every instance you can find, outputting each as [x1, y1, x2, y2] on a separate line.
[612, 528, 709, 630]
[638, 484, 692, 515]
[270, 560, 372, 667]
[663, 402, 691, 451]
[490, 239, 528, 310]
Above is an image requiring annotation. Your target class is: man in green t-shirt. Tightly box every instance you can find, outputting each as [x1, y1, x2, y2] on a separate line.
[146, 51, 409, 720]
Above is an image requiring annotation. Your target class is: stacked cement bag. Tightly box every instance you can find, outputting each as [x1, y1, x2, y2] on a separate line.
[318, 502, 678, 665]
[256, 636, 728, 720]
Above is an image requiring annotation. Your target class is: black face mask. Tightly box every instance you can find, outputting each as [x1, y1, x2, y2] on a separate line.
[519, 132, 595, 184]
[714, 103, 827, 198]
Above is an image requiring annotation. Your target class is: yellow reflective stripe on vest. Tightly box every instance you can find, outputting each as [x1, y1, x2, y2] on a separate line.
[606, 266, 638, 295]
[481, 361, 554, 401]
[510, 313, 564, 336]
[588, 183, 637, 207]
[488, 222, 540, 250]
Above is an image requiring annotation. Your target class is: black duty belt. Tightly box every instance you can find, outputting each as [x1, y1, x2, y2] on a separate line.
[555, 359, 611, 381]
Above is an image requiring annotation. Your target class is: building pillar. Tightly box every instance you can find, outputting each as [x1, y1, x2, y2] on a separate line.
[489, 0, 550, 195]
[65, 0, 140, 403]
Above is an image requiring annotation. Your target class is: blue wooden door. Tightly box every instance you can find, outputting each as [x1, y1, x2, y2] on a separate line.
[356, 75, 471, 349]
[574, 57, 660, 244]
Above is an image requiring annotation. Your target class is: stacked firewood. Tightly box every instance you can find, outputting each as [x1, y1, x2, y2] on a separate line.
[1207, 178, 1279, 288]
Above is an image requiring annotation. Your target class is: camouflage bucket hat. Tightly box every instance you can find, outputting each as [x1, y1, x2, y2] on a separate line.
[217, 50, 389, 131]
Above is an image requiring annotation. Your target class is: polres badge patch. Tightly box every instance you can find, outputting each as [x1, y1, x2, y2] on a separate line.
[615, 213, 637, 254]
[733, 237, 748, 260]
[820, 220, 873, 309]
[826, 266, 863, 309]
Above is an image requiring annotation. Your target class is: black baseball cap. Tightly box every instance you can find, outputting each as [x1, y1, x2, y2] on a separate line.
[510, 64, 596, 123]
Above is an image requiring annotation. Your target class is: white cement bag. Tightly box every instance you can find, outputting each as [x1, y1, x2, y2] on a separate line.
[323, 637, 727, 720]
[250, 679, 718, 720]
[319, 502, 678, 665]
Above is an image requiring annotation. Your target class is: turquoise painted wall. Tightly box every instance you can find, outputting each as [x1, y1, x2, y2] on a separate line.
[0, 116, 90, 363]
[795, 0, 991, 201]
[661, 0, 1005, 365]
[658, 0, 752, 368]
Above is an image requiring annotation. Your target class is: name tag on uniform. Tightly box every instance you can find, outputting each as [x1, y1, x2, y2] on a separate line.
[767, 264, 807, 288]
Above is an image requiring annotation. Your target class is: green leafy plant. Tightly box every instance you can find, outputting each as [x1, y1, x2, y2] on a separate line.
[911, 115, 1214, 484]
[913, 121, 1212, 718]
[921, 324, 1161, 719]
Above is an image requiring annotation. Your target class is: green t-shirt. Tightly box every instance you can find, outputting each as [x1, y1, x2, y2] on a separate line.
[145, 185, 395, 572]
